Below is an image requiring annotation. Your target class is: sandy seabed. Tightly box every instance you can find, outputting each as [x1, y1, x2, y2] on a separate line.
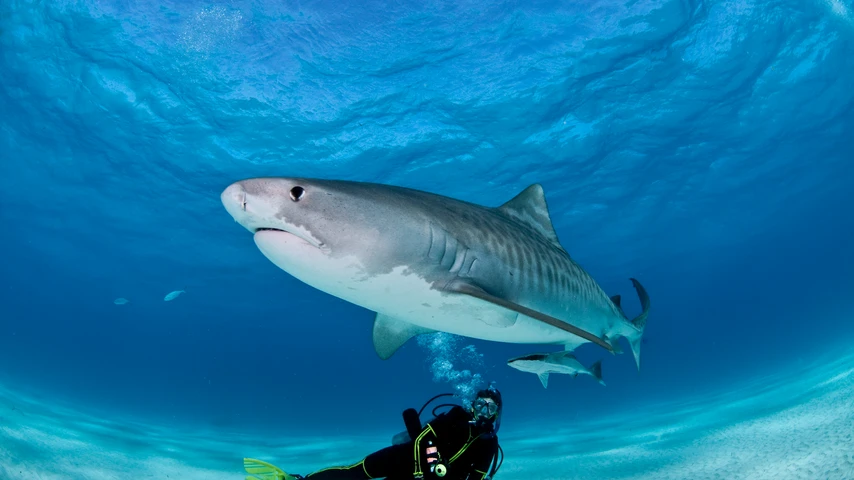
[2, 350, 853, 480]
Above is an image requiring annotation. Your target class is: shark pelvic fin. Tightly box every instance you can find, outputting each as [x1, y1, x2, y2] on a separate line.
[589, 360, 605, 386]
[603, 335, 623, 355]
[447, 281, 614, 353]
[538, 372, 550, 389]
[372, 314, 435, 360]
[496, 184, 566, 253]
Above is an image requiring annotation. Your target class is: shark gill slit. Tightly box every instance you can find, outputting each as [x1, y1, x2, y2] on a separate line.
[427, 224, 435, 259]
[466, 257, 479, 277]
[427, 224, 445, 263]
[454, 247, 476, 277]
[450, 242, 470, 274]
[442, 234, 458, 269]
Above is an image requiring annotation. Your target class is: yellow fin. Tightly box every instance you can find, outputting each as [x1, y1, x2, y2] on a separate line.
[244, 458, 287, 480]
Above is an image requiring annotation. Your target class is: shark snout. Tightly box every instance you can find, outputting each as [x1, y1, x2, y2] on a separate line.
[221, 181, 274, 233]
[221, 180, 302, 237]
[221, 182, 249, 226]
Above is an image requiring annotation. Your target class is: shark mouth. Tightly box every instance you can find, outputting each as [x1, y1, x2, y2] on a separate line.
[253, 227, 326, 250]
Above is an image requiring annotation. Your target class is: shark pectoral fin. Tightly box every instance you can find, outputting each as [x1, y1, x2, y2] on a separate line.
[538, 372, 549, 389]
[447, 281, 614, 353]
[372, 314, 434, 360]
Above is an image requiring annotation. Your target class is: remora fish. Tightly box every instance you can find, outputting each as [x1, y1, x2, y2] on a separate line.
[221, 178, 650, 368]
[507, 351, 604, 388]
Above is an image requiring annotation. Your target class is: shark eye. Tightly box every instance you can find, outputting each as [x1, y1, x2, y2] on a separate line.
[290, 186, 305, 202]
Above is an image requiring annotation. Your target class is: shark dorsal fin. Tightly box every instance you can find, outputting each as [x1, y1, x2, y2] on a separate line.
[497, 184, 565, 252]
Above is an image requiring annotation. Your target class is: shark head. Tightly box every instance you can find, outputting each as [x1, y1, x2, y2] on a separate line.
[223, 178, 338, 254]
[223, 177, 382, 261]
[506, 353, 550, 374]
[221, 177, 432, 307]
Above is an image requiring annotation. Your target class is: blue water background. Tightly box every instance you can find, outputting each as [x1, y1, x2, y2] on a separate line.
[1, 0, 853, 441]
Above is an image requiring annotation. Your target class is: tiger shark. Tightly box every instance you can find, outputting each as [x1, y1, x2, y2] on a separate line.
[220, 177, 650, 368]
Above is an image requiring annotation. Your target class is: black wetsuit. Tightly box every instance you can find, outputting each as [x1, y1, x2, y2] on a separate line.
[303, 406, 499, 480]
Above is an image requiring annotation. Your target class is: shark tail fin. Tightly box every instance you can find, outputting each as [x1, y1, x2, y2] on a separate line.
[625, 278, 651, 371]
[589, 360, 605, 386]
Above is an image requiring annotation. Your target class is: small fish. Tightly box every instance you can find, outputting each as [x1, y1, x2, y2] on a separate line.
[163, 290, 185, 301]
[114, 298, 130, 305]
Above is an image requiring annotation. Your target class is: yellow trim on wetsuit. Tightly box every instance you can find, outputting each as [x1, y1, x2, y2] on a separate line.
[413, 424, 438, 477]
[307, 458, 370, 478]
[446, 423, 497, 480]
[471, 468, 490, 480]
[447, 424, 484, 464]
[415, 413, 496, 479]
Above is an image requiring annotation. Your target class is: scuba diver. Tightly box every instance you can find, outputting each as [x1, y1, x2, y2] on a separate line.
[244, 386, 504, 480]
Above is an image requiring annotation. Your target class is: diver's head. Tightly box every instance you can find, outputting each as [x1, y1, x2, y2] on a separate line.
[470, 386, 502, 432]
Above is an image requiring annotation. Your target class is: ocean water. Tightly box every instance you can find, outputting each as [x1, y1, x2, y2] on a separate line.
[1, 0, 853, 479]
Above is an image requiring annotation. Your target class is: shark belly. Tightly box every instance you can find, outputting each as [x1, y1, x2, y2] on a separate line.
[254, 230, 582, 345]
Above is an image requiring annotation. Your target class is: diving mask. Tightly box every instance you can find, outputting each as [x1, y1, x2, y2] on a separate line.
[473, 397, 498, 419]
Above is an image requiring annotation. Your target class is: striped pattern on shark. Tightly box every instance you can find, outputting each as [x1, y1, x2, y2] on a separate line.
[221, 178, 650, 369]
